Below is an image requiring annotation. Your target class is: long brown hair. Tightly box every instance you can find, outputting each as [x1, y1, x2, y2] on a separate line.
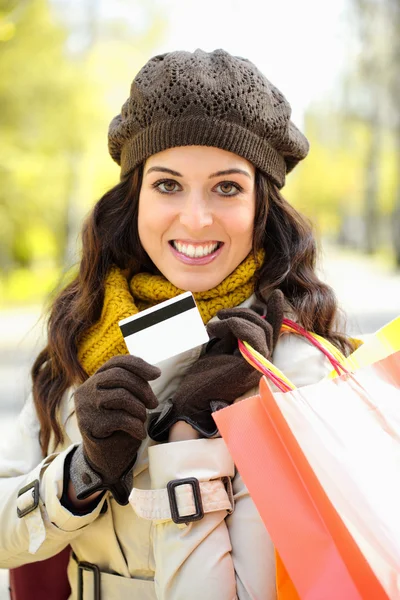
[32, 165, 353, 456]
[252, 171, 353, 355]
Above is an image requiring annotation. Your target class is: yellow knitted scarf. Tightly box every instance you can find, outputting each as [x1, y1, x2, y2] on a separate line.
[78, 251, 264, 376]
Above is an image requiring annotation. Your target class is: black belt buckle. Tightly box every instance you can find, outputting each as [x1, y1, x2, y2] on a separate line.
[17, 479, 40, 518]
[167, 477, 204, 524]
[77, 561, 101, 600]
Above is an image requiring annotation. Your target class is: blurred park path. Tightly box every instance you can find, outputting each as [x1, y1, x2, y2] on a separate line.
[0, 243, 399, 598]
[319, 243, 400, 335]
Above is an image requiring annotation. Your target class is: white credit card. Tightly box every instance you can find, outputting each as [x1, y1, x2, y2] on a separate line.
[118, 291, 209, 365]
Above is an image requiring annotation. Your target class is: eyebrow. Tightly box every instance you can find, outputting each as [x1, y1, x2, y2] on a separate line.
[145, 166, 252, 179]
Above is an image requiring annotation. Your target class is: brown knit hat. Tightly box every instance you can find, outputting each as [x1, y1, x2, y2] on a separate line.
[108, 49, 309, 188]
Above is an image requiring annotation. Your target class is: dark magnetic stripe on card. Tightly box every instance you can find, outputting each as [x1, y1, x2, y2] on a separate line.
[119, 295, 196, 337]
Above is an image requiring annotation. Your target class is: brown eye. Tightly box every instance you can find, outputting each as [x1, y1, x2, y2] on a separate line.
[162, 181, 177, 192]
[153, 179, 180, 194]
[216, 181, 241, 196]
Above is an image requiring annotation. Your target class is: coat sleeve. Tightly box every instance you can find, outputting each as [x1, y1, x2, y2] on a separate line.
[135, 438, 241, 600]
[0, 394, 107, 568]
[272, 332, 334, 388]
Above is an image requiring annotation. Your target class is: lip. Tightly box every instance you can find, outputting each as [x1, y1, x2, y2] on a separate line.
[171, 239, 221, 245]
[169, 241, 224, 266]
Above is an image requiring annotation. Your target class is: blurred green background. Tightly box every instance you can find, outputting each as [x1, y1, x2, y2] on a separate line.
[1, 0, 399, 308]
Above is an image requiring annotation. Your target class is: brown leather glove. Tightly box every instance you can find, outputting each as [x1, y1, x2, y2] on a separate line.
[70, 355, 160, 505]
[148, 290, 284, 441]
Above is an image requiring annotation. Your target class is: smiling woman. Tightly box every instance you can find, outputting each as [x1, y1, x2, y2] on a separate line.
[2, 49, 356, 600]
[139, 146, 255, 291]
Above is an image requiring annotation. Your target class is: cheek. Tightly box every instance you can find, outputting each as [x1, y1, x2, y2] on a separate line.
[225, 204, 255, 239]
[138, 192, 175, 246]
[137, 192, 158, 248]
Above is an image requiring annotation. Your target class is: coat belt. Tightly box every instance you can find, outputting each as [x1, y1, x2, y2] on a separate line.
[70, 554, 156, 600]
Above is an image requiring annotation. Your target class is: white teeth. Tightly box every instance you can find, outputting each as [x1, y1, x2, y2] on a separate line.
[173, 241, 219, 258]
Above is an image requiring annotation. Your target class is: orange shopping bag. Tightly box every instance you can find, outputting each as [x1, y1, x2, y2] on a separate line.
[213, 328, 400, 599]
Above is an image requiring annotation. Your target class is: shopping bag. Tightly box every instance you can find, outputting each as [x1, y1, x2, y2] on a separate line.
[9, 545, 71, 600]
[325, 316, 400, 377]
[213, 319, 400, 600]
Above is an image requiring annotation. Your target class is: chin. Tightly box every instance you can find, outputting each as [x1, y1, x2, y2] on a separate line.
[169, 274, 222, 293]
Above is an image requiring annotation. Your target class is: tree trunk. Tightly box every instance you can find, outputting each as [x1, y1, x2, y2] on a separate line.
[62, 150, 83, 269]
[364, 109, 381, 254]
[392, 127, 400, 268]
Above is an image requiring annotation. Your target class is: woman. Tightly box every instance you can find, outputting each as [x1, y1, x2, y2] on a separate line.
[0, 49, 354, 599]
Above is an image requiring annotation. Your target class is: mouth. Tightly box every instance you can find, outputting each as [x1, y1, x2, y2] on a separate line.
[168, 240, 224, 265]
[169, 240, 224, 258]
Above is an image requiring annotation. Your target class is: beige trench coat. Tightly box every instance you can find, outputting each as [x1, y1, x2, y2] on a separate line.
[0, 299, 333, 599]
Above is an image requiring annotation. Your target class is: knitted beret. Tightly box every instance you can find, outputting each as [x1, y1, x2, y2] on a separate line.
[108, 49, 309, 188]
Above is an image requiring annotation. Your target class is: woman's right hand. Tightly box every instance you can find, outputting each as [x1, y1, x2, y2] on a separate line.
[148, 292, 284, 442]
[70, 355, 160, 505]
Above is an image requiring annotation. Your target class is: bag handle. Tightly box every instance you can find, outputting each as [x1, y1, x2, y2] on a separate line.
[239, 318, 349, 392]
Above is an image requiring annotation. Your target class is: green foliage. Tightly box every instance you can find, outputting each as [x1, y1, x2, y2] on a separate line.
[0, 265, 60, 305]
[0, 0, 165, 306]
[0, 0, 87, 273]
[286, 106, 398, 239]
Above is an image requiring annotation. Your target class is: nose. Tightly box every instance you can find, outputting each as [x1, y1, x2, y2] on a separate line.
[179, 193, 213, 230]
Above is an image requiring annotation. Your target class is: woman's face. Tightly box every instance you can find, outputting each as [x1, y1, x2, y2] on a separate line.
[138, 146, 256, 292]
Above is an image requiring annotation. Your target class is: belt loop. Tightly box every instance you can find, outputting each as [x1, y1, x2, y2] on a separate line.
[77, 561, 101, 600]
[222, 476, 235, 515]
